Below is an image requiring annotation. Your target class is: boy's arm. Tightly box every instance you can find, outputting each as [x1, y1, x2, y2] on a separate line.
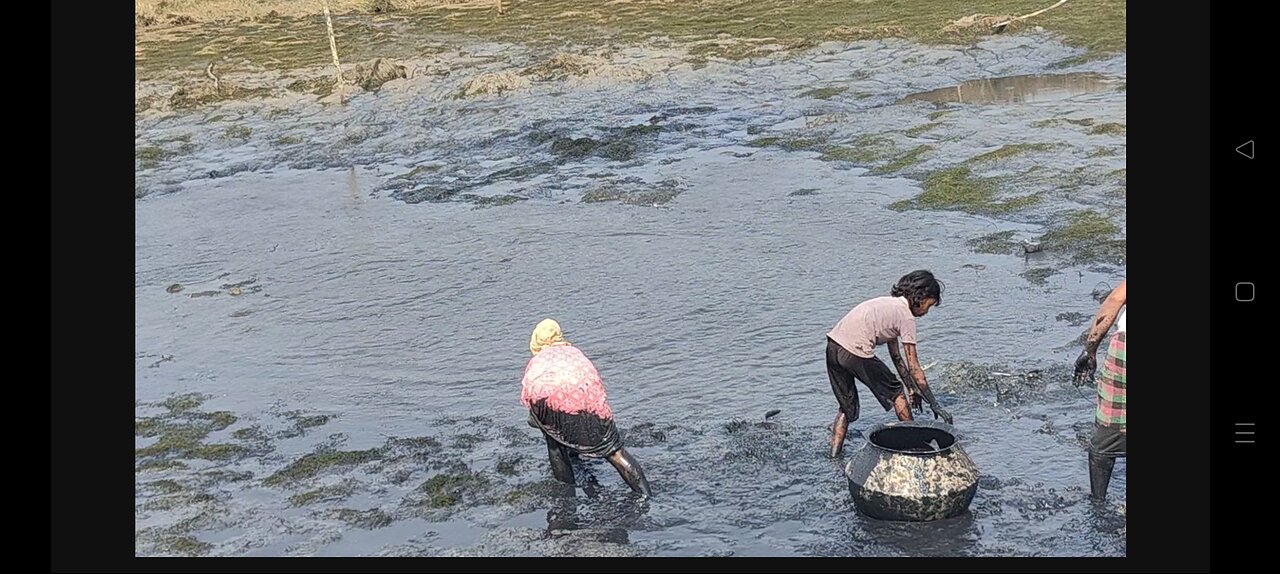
[1074, 279, 1127, 386]
[886, 339, 919, 411]
[903, 343, 953, 424]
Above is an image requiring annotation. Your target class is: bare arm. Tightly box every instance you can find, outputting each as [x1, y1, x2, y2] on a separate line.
[887, 338, 909, 381]
[1074, 279, 1126, 386]
[896, 341, 952, 424]
[886, 340, 918, 411]
[902, 343, 931, 396]
[1083, 279, 1127, 355]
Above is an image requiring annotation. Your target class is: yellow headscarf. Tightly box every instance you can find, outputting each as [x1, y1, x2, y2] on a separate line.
[529, 318, 569, 355]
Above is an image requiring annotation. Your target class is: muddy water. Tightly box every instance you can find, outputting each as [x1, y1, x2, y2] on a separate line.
[136, 34, 1126, 557]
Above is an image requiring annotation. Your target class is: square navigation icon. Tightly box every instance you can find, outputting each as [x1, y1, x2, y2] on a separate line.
[1236, 282, 1256, 302]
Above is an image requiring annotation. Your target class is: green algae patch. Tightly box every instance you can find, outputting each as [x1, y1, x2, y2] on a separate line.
[327, 508, 394, 529]
[231, 426, 266, 441]
[801, 86, 848, 100]
[187, 443, 247, 461]
[495, 454, 524, 476]
[288, 482, 356, 506]
[821, 134, 897, 164]
[461, 194, 528, 208]
[137, 459, 190, 473]
[1020, 267, 1062, 285]
[293, 414, 333, 431]
[967, 230, 1020, 255]
[136, 395, 256, 466]
[451, 433, 486, 450]
[264, 448, 383, 486]
[161, 393, 209, 414]
[415, 468, 493, 508]
[966, 143, 1056, 164]
[151, 534, 212, 556]
[749, 137, 826, 152]
[903, 123, 941, 137]
[222, 125, 252, 141]
[581, 179, 684, 206]
[894, 167, 1042, 214]
[137, 146, 171, 169]
[1088, 122, 1126, 136]
[209, 412, 238, 431]
[1040, 210, 1126, 265]
[136, 427, 208, 458]
[869, 145, 933, 175]
[149, 479, 186, 495]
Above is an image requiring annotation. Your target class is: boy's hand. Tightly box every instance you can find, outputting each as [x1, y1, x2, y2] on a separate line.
[1073, 350, 1097, 387]
[933, 406, 954, 425]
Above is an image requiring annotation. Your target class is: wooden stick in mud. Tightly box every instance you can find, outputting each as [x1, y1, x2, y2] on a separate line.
[494, 0, 506, 15]
[994, 0, 1069, 33]
[322, 0, 345, 103]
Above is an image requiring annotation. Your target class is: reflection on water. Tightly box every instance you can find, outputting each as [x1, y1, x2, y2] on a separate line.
[900, 73, 1113, 105]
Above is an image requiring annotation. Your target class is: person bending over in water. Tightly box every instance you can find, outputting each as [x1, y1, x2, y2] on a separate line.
[1073, 278, 1126, 501]
[520, 318, 652, 496]
[825, 270, 953, 458]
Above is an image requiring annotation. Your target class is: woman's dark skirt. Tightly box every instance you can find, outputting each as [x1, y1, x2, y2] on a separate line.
[527, 398, 624, 458]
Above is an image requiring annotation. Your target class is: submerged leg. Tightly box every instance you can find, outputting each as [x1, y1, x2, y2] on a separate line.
[607, 448, 652, 497]
[826, 341, 862, 458]
[829, 411, 850, 458]
[545, 434, 575, 484]
[892, 391, 915, 422]
[1088, 452, 1116, 501]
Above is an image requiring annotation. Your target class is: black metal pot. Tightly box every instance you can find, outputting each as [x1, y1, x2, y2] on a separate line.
[844, 419, 980, 522]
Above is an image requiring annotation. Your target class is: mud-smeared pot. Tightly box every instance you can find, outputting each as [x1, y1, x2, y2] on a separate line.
[844, 420, 979, 521]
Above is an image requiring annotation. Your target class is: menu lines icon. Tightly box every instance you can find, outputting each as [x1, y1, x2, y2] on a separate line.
[1235, 423, 1255, 444]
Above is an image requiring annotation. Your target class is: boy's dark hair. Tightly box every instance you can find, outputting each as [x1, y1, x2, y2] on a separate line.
[891, 270, 944, 308]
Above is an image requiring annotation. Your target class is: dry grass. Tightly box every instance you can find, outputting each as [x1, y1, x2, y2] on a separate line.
[135, 0, 1127, 56]
[135, 0, 464, 27]
[133, 0, 1125, 108]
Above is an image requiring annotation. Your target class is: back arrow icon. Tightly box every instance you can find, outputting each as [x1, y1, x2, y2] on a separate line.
[1237, 140, 1255, 159]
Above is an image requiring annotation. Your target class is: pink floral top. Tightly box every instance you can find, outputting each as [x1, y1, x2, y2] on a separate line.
[521, 344, 613, 419]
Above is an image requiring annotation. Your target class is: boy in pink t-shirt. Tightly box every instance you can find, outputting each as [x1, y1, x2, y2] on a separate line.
[825, 270, 952, 457]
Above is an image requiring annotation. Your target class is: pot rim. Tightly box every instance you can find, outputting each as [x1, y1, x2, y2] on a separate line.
[862, 419, 965, 456]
